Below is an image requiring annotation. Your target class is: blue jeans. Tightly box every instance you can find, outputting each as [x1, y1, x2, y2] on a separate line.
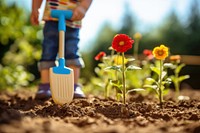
[38, 21, 84, 71]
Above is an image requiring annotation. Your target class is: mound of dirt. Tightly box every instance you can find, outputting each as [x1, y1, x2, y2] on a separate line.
[0, 88, 200, 133]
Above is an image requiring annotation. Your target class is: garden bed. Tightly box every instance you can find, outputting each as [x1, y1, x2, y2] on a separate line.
[0, 87, 200, 133]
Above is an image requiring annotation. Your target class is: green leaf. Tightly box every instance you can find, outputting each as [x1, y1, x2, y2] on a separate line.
[175, 64, 185, 74]
[127, 88, 145, 94]
[143, 84, 158, 90]
[104, 66, 122, 72]
[146, 78, 157, 84]
[98, 63, 106, 68]
[110, 80, 122, 89]
[163, 88, 169, 95]
[169, 75, 175, 81]
[116, 93, 123, 100]
[127, 57, 135, 62]
[178, 75, 190, 82]
[161, 71, 167, 79]
[96, 82, 105, 88]
[166, 77, 172, 83]
[103, 56, 112, 65]
[150, 66, 160, 76]
[126, 65, 141, 71]
[162, 78, 172, 85]
[164, 63, 175, 69]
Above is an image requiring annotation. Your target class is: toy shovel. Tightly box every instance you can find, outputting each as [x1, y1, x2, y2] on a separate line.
[49, 10, 74, 105]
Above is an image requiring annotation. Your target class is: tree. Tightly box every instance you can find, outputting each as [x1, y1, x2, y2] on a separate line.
[185, 0, 200, 55]
[157, 10, 187, 54]
[118, 0, 136, 36]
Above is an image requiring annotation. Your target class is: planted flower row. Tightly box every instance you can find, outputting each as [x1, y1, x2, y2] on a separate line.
[94, 33, 190, 107]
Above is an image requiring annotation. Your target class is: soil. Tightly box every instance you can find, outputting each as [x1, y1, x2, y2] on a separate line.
[0, 86, 200, 133]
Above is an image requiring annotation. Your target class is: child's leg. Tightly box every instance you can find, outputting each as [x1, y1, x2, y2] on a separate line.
[69, 65, 85, 98]
[41, 69, 50, 84]
[35, 21, 58, 99]
[35, 69, 51, 99]
[69, 65, 80, 84]
[64, 26, 85, 98]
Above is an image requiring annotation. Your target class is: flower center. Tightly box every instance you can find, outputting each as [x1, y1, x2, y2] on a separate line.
[158, 50, 164, 56]
[119, 41, 125, 46]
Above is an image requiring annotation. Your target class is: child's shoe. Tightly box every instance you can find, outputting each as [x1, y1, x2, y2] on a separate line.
[74, 84, 85, 98]
[35, 83, 51, 99]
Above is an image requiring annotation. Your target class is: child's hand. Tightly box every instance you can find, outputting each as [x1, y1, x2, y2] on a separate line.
[71, 6, 86, 21]
[30, 11, 39, 25]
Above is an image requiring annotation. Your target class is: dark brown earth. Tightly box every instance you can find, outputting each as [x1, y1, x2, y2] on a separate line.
[0, 87, 200, 133]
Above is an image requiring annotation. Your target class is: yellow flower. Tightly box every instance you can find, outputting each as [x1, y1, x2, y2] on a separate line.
[114, 55, 128, 65]
[133, 32, 142, 40]
[153, 44, 169, 60]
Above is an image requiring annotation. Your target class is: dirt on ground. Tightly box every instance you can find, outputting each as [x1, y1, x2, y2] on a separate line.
[0, 86, 200, 133]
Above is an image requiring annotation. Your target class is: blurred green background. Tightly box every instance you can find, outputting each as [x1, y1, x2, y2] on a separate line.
[0, 0, 200, 90]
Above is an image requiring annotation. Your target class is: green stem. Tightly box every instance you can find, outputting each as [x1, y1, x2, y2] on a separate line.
[159, 60, 163, 107]
[105, 79, 110, 99]
[174, 72, 180, 100]
[122, 52, 126, 104]
[111, 50, 115, 66]
[134, 41, 139, 60]
[115, 71, 119, 100]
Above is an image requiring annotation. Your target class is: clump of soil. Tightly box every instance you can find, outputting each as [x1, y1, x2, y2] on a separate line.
[0, 88, 200, 133]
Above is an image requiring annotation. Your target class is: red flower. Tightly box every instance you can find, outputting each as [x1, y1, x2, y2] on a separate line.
[143, 49, 152, 56]
[143, 49, 154, 60]
[112, 34, 134, 53]
[95, 51, 106, 61]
